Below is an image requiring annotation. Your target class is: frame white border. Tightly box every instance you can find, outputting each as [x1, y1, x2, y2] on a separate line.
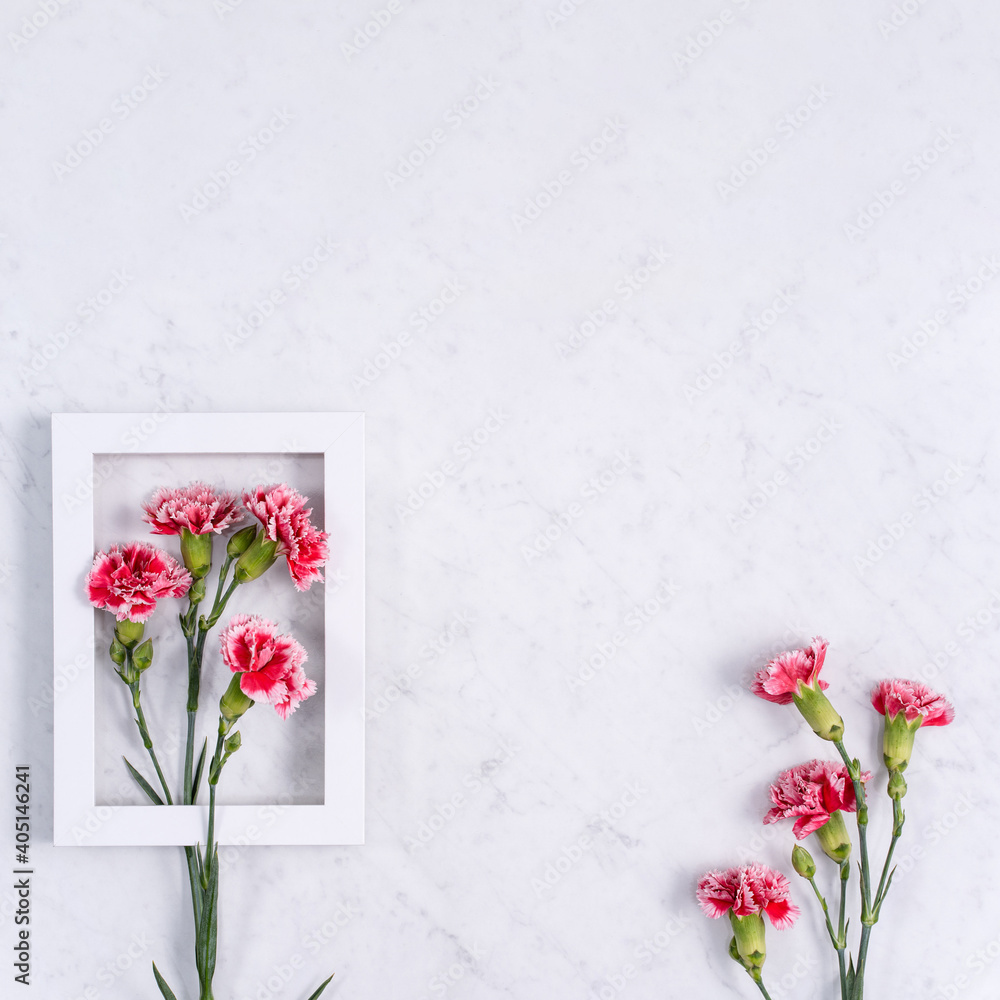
[52, 412, 365, 847]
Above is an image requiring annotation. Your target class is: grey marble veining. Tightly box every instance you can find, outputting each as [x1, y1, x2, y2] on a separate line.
[2, 1, 999, 998]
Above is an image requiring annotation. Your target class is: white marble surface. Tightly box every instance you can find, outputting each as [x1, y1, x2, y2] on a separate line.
[2, 1, 999, 998]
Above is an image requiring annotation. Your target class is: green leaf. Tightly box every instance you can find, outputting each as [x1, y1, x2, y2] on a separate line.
[152, 962, 179, 1000]
[192, 739, 208, 801]
[846, 955, 856, 998]
[304, 974, 335, 1000]
[123, 757, 164, 805]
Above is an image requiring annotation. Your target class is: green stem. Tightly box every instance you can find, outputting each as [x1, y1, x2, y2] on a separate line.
[184, 554, 234, 804]
[807, 875, 839, 948]
[129, 679, 173, 805]
[834, 740, 873, 1000]
[874, 797, 905, 913]
[838, 861, 849, 1000]
[752, 975, 775, 1000]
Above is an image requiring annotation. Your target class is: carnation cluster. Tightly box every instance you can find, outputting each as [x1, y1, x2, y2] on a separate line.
[85, 480, 332, 1000]
[698, 637, 954, 1000]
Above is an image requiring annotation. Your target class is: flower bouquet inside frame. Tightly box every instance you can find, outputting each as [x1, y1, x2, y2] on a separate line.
[86, 482, 335, 1000]
[696, 638, 954, 1000]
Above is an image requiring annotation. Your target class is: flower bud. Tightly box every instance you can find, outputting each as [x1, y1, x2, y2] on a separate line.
[729, 911, 766, 976]
[882, 711, 919, 772]
[109, 638, 127, 666]
[233, 533, 279, 584]
[132, 638, 154, 673]
[188, 577, 207, 604]
[887, 769, 908, 801]
[220, 673, 255, 723]
[792, 683, 844, 741]
[728, 936, 741, 964]
[224, 731, 242, 755]
[227, 524, 258, 559]
[180, 527, 212, 579]
[114, 619, 145, 648]
[814, 810, 852, 863]
[791, 845, 816, 879]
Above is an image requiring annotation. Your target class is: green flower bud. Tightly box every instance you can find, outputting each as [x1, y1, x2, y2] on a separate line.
[114, 619, 145, 648]
[791, 844, 816, 879]
[882, 711, 919, 772]
[227, 524, 259, 559]
[109, 638, 127, 666]
[728, 936, 741, 964]
[188, 577, 207, 604]
[132, 638, 154, 673]
[887, 769, 908, 801]
[180, 527, 212, 579]
[220, 673, 254, 723]
[233, 533, 279, 584]
[729, 911, 766, 976]
[224, 731, 242, 755]
[814, 810, 852, 863]
[792, 684, 844, 741]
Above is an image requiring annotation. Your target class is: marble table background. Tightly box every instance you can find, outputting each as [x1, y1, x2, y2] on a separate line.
[2, 1, 998, 998]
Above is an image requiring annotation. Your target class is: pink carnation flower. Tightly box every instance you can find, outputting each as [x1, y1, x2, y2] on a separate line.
[696, 864, 799, 929]
[86, 542, 192, 622]
[242, 484, 330, 591]
[751, 637, 829, 704]
[220, 614, 316, 719]
[764, 760, 871, 838]
[142, 483, 244, 536]
[871, 679, 954, 727]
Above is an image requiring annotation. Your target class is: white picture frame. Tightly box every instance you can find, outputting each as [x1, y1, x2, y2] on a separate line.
[51, 412, 365, 847]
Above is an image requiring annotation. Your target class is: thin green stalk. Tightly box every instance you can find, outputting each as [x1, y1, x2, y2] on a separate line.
[130, 680, 173, 805]
[874, 797, 905, 913]
[751, 976, 775, 1000]
[806, 875, 839, 948]
[837, 861, 850, 1000]
[834, 740, 873, 1000]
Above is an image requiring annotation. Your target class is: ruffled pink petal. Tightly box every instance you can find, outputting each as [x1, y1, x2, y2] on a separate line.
[142, 483, 243, 536]
[751, 637, 830, 704]
[871, 679, 954, 727]
[85, 542, 191, 622]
